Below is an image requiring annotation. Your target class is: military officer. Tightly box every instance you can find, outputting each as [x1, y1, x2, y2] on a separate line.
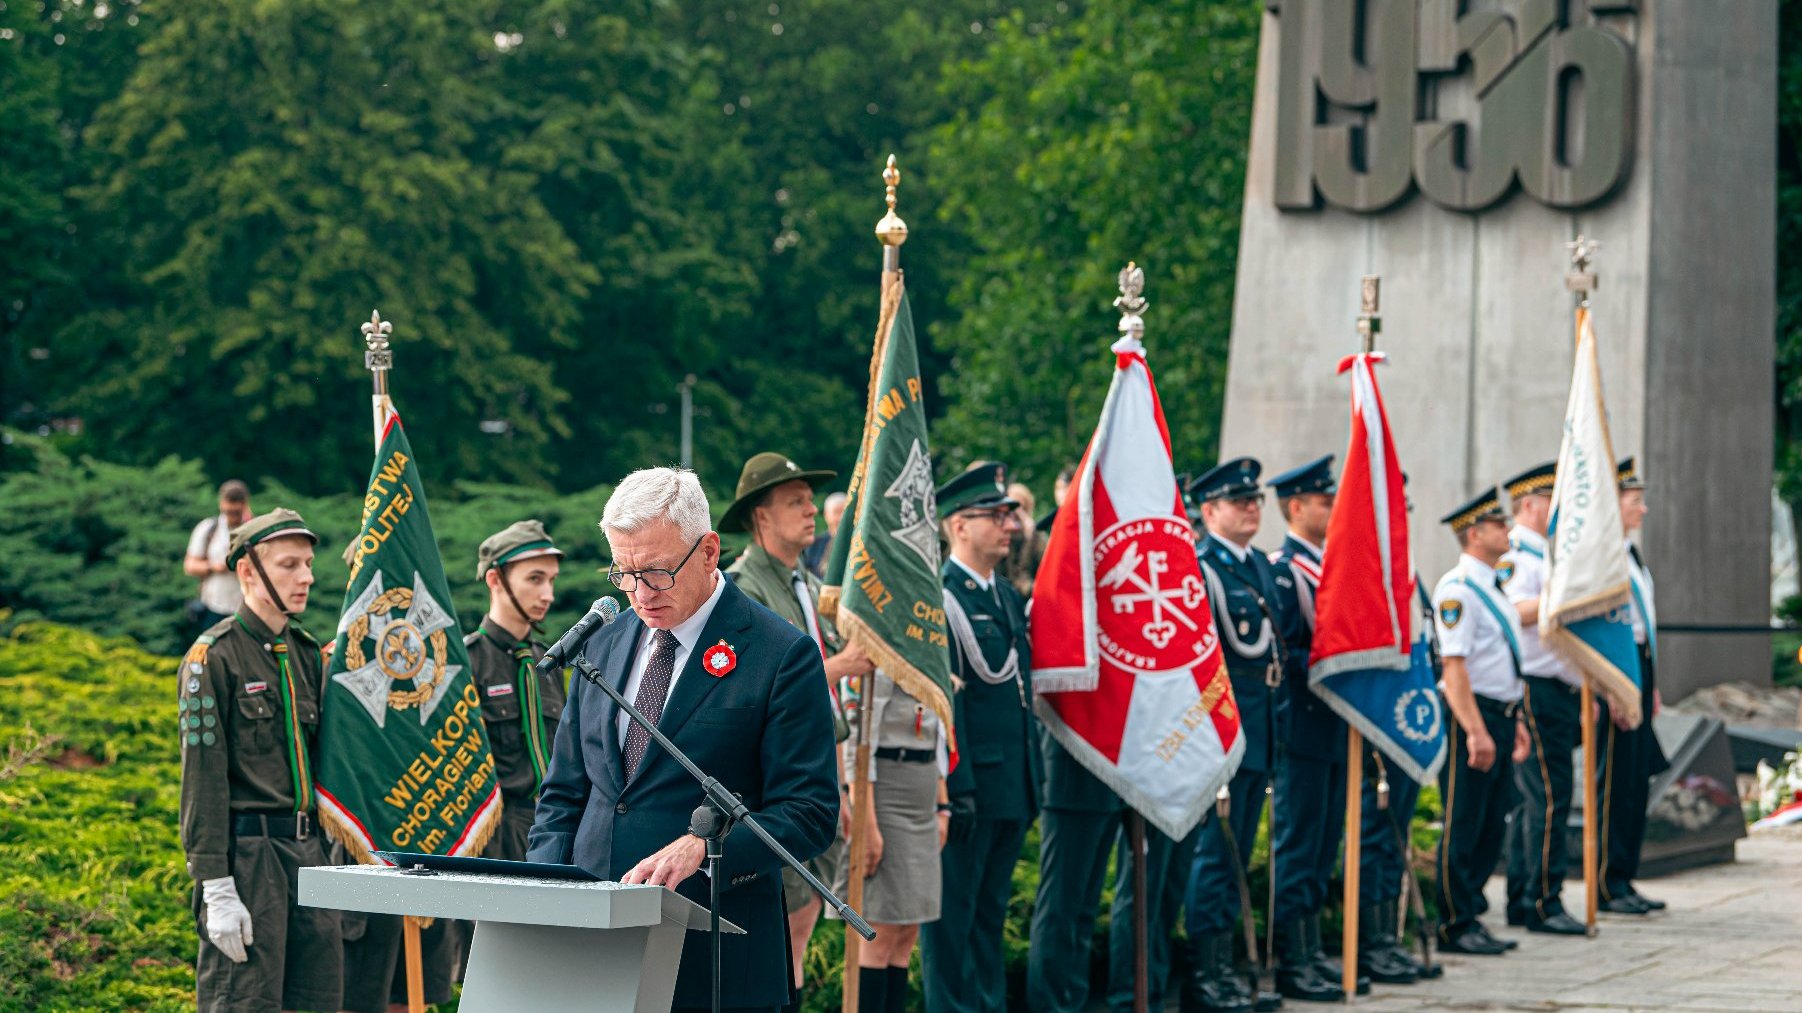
[178, 508, 342, 1013]
[1497, 463, 1588, 937]
[920, 463, 1039, 1013]
[718, 452, 873, 1008]
[1264, 455, 1366, 1001]
[1597, 457, 1669, 914]
[1174, 457, 1296, 1012]
[1432, 489, 1528, 956]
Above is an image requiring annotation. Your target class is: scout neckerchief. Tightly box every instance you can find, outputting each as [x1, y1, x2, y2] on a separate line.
[508, 640, 551, 790]
[236, 613, 312, 813]
[1627, 544, 1657, 660]
[1453, 572, 1523, 678]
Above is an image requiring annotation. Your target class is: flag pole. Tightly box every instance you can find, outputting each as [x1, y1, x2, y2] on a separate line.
[363, 309, 425, 1013]
[843, 155, 909, 1010]
[1115, 262, 1152, 1013]
[1341, 275, 1380, 1002]
[1565, 235, 1602, 937]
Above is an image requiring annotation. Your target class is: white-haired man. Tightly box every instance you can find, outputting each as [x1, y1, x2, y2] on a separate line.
[527, 468, 840, 1012]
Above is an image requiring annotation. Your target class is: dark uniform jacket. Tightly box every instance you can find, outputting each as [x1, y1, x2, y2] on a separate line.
[1269, 535, 1347, 762]
[179, 611, 326, 881]
[526, 577, 838, 1009]
[1198, 533, 1293, 773]
[463, 622, 566, 804]
[943, 560, 1040, 819]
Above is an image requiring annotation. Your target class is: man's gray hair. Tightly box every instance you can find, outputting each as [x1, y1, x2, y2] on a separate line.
[601, 468, 713, 543]
[823, 491, 849, 511]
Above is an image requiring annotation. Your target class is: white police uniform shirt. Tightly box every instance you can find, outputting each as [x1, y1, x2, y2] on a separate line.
[1433, 554, 1525, 703]
[1625, 538, 1656, 650]
[1499, 525, 1577, 687]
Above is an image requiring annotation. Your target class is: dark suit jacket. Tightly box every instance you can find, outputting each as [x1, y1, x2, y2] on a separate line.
[526, 576, 839, 1008]
[1269, 535, 1347, 762]
[1198, 535, 1291, 773]
[943, 562, 1041, 820]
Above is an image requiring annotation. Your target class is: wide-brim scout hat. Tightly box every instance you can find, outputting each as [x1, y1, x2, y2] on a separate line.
[1188, 456, 1263, 504]
[1502, 461, 1556, 501]
[477, 519, 565, 579]
[226, 508, 318, 567]
[1617, 456, 1645, 491]
[937, 461, 1018, 520]
[1441, 488, 1506, 534]
[1269, 454, 1337, 499]
[718, 452, 837, 534]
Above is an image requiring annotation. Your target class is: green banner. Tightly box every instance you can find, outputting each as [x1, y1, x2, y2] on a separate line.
[317, 412, 499, 862]
[822, 272, 954, 736]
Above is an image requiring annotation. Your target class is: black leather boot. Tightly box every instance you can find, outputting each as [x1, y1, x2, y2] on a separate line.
[1303, 916, 1369, 996]
[1275, 920, 1344, 1002]
[1182, 932, 1254, 1013]
[1358, 903, 1418, 984]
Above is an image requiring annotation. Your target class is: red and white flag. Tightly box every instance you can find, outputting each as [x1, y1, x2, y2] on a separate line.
[1032, 333, 1241, 839]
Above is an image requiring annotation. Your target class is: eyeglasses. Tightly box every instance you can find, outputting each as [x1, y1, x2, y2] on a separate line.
[1222, 493, 1264, 508]
[607, 535, 705, 592]
[960, 506, 1019, 526]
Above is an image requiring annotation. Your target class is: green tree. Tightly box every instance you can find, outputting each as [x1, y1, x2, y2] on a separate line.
[926, 1, 1260, 489]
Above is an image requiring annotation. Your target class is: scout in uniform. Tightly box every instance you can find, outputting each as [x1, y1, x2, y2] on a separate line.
[1497, 463, 1588, 936]
[1432, 489, 1528, 956]
[920, 464, 1038, 1013]
[1174, 458, 1297, 1013]
[1597, 457, 1669, 914]
[718, 452, 873, 1009]
[1265, 454, 1365, 1002]
[178, 509, 342, 1013]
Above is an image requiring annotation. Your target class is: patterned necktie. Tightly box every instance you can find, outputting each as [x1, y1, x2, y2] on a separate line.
[624, 629, 679, 780]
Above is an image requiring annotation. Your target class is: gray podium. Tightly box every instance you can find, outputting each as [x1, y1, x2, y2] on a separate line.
[300, 865, 742, 1012]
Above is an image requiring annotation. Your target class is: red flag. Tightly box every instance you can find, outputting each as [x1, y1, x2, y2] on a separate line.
[1032, 334, 1241, 839]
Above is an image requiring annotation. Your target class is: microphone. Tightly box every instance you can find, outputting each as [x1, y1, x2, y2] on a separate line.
[537, 597, 620, 674]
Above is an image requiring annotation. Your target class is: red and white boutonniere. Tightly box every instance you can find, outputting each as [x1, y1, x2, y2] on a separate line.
[702, 640, 738, 678]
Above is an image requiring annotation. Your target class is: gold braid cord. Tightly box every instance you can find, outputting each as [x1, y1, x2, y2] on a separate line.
[341, 587, 447, 710]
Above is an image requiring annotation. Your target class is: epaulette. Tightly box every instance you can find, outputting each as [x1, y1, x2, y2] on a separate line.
[179, 631, 219, 675]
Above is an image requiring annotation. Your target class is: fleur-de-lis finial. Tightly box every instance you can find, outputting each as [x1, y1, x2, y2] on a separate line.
[1115, 262, 1147, 342]
[362, 310, 393, 374]
[875, 154, 908, 249]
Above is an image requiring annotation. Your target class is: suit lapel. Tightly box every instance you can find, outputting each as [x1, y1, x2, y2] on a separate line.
[652, 580, 756, 749]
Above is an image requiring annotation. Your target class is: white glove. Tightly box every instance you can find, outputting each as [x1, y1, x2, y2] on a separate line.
[201, 876, 254, 964]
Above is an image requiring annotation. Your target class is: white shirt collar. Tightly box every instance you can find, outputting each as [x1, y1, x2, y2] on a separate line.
[662, 569, 726, 653]
[1208, 532, 1251, 563]
[1509, 524, 1547, 552]
[1458, 553, 1499, 584]
[950, 555, 994, 592]
[1289, 533, 1324, 559]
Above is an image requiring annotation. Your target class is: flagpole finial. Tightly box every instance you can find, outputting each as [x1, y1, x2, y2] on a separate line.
[362, 310, 393, 376]
[875, 155, 908, 271]
[1357, 275, 1381, 354]
[1565, 235, 1600, 306]
[1115, 261, 1147, 343]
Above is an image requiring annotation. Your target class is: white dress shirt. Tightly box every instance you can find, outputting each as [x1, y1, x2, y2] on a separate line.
[1433, 554, 1526, 703]
[1501, 525, 1577, 687]
[617, 570, 727, 746]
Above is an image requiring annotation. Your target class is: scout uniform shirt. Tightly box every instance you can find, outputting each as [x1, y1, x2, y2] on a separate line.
[1432, 554, 1525, 703]
[464, 621, 566, 806]
[726, 541, 850, 739]
[178, 611, 326, 881]
[942, 557, 1038, 817]
[1500, 525, 1578, 686]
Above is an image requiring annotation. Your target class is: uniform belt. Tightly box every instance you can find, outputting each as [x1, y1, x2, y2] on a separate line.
[1523, 674, 1579, 695]
[1472, 695, 1522, 721]
[873, 746, 936, 764]
[233, 812, 313, 841]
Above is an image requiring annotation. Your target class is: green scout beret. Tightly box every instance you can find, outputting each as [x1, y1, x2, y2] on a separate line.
[477, 519, 565, 579]
[718, 452, 837, 534]
[936, 461, 1019, 520]
[226, 508, 318, 567]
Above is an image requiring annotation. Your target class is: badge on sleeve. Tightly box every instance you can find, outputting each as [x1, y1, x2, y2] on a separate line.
[703, 640, 738, 678]
[1438, 600, 1463, 628]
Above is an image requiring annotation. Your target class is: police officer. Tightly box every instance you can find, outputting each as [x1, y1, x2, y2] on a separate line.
[1432, 489, 1528, 956]
[718, 452, 874, 1008]
[1497, 463, 1587, 936]
[921, 463, 1038, 1013]
[179, 509, 342, 1013]
[1597, 457, 1669, 914]
[1179, 457, 1295, 1012]
[1264, 455, 1363, 1002]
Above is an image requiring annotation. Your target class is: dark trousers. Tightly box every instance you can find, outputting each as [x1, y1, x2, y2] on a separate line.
[1027, 807, 1120, 1013]
[1184, 767, 1269, 937]
[1106, 820, 1201, 1013]
[1598, 645, 1667, 898]
[1435, 700, 1516, 937]
[1272, 752, 1346, 924]
[1507, 677, 1580, 922]
[1360, 752, 1423, 906]
[195, 835, 342, 1013]
[922, 817, 1028, 1013]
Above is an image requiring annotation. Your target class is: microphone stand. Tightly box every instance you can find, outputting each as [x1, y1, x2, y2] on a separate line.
[566, 653, 876, 1013]
[689, 801, 733, 1013]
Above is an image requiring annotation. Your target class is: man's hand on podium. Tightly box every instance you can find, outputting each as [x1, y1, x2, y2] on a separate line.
[622, 834, 708, 888]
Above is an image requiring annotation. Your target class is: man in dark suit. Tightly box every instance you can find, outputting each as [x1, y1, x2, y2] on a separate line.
[527, 467, 840, 1012]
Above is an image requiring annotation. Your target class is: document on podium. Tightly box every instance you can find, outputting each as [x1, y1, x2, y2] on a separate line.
[372, 850, 599, 881]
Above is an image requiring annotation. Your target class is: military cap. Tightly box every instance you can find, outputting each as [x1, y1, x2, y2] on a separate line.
[1502, 461, 1557, 501]
[1617, 456, 1644, 491]
[1269, 455, 1337, 499]
[718, 452, 837, 534]
[937, 461, 1018, 519]
[1188, 457, 1263, 504]
[477, 519, 564, 579]
[1441, 488, 1506, 534]
[226, 508, 317, 567]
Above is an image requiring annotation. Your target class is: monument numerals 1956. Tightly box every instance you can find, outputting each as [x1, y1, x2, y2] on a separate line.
[1271, 0, 1638, 214]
